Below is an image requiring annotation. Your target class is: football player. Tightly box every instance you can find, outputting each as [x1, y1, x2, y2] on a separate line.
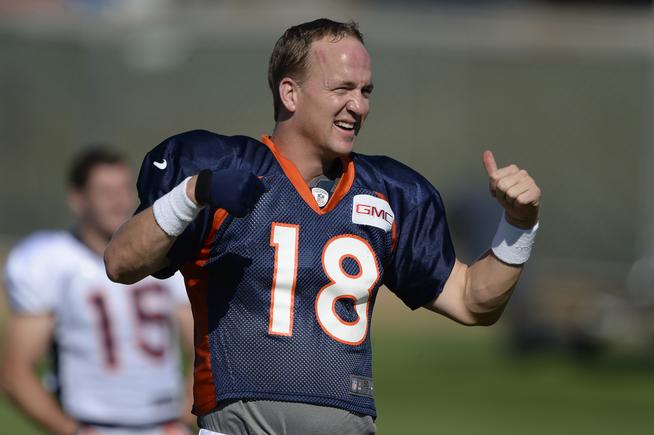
[105, 19, 541, 435]
[2, 147, 194, 435]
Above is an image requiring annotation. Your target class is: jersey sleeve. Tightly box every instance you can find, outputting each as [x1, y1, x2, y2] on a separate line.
[383, 188, 456, 310]
[3, 238, 59, 314]
[135, 130, 235, 278]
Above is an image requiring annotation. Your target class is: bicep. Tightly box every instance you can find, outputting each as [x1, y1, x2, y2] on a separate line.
[423, 259, 477, 326]
[1, 313, 54, 369]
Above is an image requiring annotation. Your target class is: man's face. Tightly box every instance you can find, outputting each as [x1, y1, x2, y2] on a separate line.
[70, 164, 135, 239]
[293, 36, 373, 158]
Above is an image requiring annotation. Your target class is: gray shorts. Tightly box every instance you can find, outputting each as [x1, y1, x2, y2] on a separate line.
[197, 400, 376, 435]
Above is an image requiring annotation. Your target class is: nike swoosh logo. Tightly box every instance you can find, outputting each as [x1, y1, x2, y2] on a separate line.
[153, 159, 167, 170]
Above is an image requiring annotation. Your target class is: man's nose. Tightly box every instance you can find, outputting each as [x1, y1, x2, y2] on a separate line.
[346, 92, 368, 116]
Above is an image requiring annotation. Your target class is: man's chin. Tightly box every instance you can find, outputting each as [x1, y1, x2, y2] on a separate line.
[330, 140, 355, 157]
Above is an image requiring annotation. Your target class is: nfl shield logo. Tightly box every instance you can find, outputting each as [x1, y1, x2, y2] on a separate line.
[312, 187, 329, 207]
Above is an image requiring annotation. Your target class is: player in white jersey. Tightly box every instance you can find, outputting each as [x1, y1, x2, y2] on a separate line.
[1, 147, 193, 435]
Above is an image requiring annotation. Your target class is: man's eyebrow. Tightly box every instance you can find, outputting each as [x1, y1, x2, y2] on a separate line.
[333, 81, 374, 90]
[334, 80, 358, 88]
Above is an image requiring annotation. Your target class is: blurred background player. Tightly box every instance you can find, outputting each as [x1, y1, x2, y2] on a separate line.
[1, 146, 194, 435]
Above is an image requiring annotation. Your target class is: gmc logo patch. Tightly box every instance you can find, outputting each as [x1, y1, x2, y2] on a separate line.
[355, 204, 394, 225]
[352, 195, 394, 232]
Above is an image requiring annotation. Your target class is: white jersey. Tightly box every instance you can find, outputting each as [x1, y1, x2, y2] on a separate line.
[4, 231, 189, 426]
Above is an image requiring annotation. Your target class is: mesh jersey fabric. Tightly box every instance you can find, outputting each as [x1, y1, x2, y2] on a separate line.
[136, 130, 455, 417]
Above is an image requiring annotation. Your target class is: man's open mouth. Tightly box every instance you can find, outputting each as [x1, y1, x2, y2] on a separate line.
[334, 120, 355, 132]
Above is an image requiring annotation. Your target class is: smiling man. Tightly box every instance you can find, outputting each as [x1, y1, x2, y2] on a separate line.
[105, 19, 541, 435]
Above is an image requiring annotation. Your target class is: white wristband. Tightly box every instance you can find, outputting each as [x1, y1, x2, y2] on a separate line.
[152, 177, 203, 237]
[491, 213, 539, 265]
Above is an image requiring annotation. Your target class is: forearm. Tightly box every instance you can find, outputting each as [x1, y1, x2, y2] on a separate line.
[180, 370, 196, 427]
[176, 306, 196, 426]
[105, 176, 200, 284]
[463, 252, 523, 324]
[1, 368, 78, 435]
[426, 151, 540, 326]
[105, 207, 176, 284]
[106, 166, 268, 284]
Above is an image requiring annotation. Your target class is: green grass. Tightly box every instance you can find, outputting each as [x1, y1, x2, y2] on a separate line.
[372, 333, 654, 434]
[0, 396, 41, 434]
[1, 330, 652, 434]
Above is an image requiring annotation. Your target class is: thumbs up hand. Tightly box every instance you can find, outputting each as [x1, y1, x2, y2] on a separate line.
[483, 150, 541, 229]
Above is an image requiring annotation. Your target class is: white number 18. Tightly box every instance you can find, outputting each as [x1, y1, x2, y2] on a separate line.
[268, 223, 380, 345]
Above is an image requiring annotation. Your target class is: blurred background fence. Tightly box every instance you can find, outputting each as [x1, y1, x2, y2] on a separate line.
[1, 1, 654, 433]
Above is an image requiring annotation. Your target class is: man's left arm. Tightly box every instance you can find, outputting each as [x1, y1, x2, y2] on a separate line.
[174, 304, 196, 427]
[425, 150, 541, 326]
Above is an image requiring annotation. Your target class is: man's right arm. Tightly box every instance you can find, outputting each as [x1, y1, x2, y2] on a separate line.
[105, 176, 199, 284]
[106, 166, 266, 284]
[0, 313, 79, 435]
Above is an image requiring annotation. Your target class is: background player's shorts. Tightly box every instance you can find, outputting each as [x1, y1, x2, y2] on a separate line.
[197, 400, 376, 435]
[80, 421, 191, 435]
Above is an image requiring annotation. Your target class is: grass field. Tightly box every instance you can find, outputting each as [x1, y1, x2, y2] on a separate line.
[373, 333, 654, 434]
[1, 291, 652, 434]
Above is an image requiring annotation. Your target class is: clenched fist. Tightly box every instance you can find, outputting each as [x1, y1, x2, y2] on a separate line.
[194, 168, 266, 218]
[483, 150, 541, 229]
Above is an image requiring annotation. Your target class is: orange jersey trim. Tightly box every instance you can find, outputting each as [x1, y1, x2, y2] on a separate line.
[260, 135, 355, 215]
[374, 191, 397, 253]
[181, 208, 228, 416]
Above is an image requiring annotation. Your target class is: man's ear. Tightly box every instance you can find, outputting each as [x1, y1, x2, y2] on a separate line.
[67, 189, 84, 219]
[279, 77, 298, 114]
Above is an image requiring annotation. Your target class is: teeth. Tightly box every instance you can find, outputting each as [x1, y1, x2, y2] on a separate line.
[335, 121, 354, 130]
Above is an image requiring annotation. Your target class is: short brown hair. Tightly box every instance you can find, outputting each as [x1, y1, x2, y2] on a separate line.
[268, 19, 364, 121]
[68, 145, 126, 189]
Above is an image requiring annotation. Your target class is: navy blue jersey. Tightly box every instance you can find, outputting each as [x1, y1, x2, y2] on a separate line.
[136, 130, 455, 417]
